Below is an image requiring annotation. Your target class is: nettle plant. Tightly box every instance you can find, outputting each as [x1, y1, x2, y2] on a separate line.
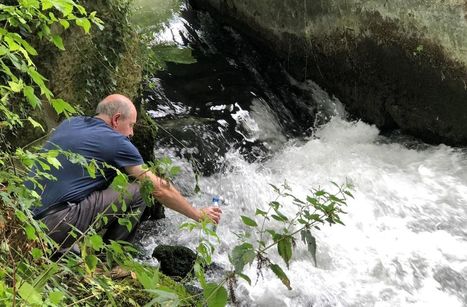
[181, 181, 353, 306]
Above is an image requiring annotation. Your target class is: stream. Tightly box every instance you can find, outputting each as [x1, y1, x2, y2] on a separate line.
[132, 2, 467, 306]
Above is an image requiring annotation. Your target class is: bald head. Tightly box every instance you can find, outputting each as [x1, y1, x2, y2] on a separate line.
[96, 94, 135, 119]
[96, 94, 137, 137]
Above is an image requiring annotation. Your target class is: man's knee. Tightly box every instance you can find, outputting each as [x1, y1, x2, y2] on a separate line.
[126, 182, 146, 211]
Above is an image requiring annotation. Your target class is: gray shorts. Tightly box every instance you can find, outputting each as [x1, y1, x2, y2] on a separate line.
[42, 183, 146, 248]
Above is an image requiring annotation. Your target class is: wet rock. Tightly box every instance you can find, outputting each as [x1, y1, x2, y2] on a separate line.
[152, 245, 197, 278]
[190, 0, 467, 146]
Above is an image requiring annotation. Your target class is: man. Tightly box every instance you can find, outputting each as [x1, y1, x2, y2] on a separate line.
[29, 94, 222, 248]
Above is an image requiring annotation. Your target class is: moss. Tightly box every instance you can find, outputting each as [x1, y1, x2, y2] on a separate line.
[192, 0, 467, 145]
[37, 0, 144, 121]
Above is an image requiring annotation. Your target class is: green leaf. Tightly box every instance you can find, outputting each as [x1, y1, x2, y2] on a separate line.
[24, 224, 36, 240]
[269, 184, 280, 194]
[50, 98, 76, 116]
[306, 196, 317, 204]
[52, 0, 74, 16]
[86, 161, 96, 178]
[18, 281, 42, 305]
[89, 234, 103, 251]
[41, 0, 53, 10]
[59, 19, 70, 29]
[0, 46, 8, 56]
[28, 67, 52, 98]
[20, 39, 38, 56]
[203, 283, 228, 307]
[20, 0, 40, 9]
[51, 35, 65, 50]
[8, 81, 23, 92]
[300, 229, 317, 266]
[27, 117, 44, 132]
[315, 190, 325, 196]
[269, 263, 291, 290]
[145, 288, 180, 306]
[140, 179, 154, 206]
[277, 235, 293, 268]
[133, 264, 158, 290]
[118, 218, 132, 232]
[32, 263, 59, 290]
[76, 18, 91, 33]
[229, 243, 256, 273]
[271, 213, 288, 222]
[111, 173, 128, 191]
[240, 215, 258, 227]
[269, 201, 280, 210]
[85, 254, 98, 271]
[15, 210, 27, 222]
[344, 190, 354, 198]
[46, 156, 61, 169]
[48, 291, 64, 305]
[75, 4, 87, 15]
[237, 272, 251, 285]
[23, 86, 41, 108]
[255, 208, 268, 217]
[31, 247, 43, 259]
[194, 262, 206, 288]
[4, 36, 20, 51]
[110, 241, 123, 254]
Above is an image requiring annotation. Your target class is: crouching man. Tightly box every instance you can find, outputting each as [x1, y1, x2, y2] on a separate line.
[28, 94, 222, 248]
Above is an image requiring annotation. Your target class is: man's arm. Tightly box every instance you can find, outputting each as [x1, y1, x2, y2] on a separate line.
[125, 165, 221, 223]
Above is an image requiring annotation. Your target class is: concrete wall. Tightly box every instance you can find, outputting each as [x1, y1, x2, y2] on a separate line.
[191, 0, 467, 145]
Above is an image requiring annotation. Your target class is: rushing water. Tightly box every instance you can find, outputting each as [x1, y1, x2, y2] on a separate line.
[133, 3, 467, 306]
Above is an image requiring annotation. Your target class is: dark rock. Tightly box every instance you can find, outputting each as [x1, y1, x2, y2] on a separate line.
[152, 245, 197, 278]
[141, 200, 166, 221]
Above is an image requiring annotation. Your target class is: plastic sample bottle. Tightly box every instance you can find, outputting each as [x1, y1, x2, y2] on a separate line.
[209, 195, 220, 232]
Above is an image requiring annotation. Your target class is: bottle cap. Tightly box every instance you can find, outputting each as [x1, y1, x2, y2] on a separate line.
[212, 196, 220, 203]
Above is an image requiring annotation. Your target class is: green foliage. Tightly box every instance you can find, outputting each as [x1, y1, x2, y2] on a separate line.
[178, 182, 351, 306]
[0, 1, 197, 306]
[0, 0, 103, 130]
[230, 181, 353, 291]
[204, 282, 228, 307]
[145, 156, 182, 181]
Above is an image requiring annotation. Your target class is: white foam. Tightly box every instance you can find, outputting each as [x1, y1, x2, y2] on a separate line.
[196, 117, 467, 306]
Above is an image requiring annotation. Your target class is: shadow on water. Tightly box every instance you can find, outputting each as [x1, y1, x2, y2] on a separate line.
[141, 6, 333, 175]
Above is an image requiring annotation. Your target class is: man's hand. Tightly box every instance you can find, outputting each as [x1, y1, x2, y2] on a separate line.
[199, 206, 222, 224]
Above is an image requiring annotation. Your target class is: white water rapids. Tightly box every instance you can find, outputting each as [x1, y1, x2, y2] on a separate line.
[138, 87, 467, 306]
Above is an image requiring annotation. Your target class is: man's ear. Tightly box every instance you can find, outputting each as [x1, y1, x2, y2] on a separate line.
[111, 113, 121, 128]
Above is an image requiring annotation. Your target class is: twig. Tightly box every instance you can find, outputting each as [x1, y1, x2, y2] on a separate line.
[8, 244, 17, 307]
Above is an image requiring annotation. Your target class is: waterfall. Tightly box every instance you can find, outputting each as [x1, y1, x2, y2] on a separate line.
[133, 3, 467, 306]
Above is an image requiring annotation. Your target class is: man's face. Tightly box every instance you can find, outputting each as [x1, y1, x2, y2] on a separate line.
[113, 107, 137, 138]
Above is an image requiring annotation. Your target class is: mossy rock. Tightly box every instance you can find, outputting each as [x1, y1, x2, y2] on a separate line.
[152, 245, 197, 278]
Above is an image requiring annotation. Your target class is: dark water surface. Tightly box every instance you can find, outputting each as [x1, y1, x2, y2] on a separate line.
[141, 7, 332, 175]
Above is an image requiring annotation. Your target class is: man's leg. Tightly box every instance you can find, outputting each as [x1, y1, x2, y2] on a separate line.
[43, 183, 146, 248]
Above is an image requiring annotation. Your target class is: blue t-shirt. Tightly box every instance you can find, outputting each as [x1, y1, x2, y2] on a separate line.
[29, 116, 143, 215]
